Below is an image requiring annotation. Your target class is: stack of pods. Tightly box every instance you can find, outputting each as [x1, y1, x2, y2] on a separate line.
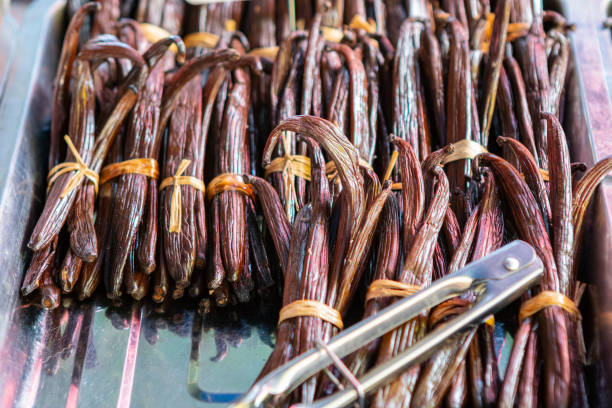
[21, 1, 612, 406]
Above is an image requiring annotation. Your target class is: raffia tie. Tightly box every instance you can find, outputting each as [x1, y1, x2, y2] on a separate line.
[321, 26, 344, 43]
[320, 15, 378, 45]
[99, 158, 159, 185]
[139, 23, 182, 55]
[481, 13, 531, 52]
[365, 279, 422, 302]
[181, 20, 236, 50]
[519, 290, 581, 323]
[429, 298, 472, 328]
[266, 153, 311, 215]
[441, 139, 488, 165]
[425, 297, 495, 328]
[184, 31, 219, 49]
[381, 150, 403, 191]
[349, 14, 377, 33]
[278, 300, 344, 330]
[248, 46, 279, 58]
[206, 172, 255, 201]
[47, 135, 99, 198]
[384, 140, 487, 190]
[519, 168, 550, 182]
[264, 131, 310, 215]
[159, 159, 205, 233]
[264, 154, 312, 181]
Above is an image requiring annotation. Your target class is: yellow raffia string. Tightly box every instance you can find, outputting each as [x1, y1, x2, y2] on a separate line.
[382, 150, 398, 183]
[99, 158, 159, 185]
[480, 13, 530, 52]
[349, 14, 377, 33]
[518, 290, 581, 323]
[249, 46, 279, 58]
[184, 31, 220, 49]
[47, 135, 99, 198]
[441, 139, 488, 165]
[271, 132, 303, 214]
[483, 12, 496, 43]
[224, 19, 237, 32]
[321, 26, 344, 43]
[139, 23, 180, 54]
[206, 172, 255, 201]
[368, 281, 494, 327]
[429, 299, 471, 328]
[278, 299, 344, 329]
[264, 155, 312, 181]
[388, 140, 486, 191]
[265, 153, 311, 215]
[519, 168, 550, 182]
[507, 22, 531, 41]
[365, 279, 422, 302]
[159, 159, 205, 233]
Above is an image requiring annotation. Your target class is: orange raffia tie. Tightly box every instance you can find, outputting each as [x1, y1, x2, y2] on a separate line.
[349, 14, 377, 33]
[321, 26, 345, 43]
[386, 140, 487, 191]
[159, 159, 205, 233]
[507, 22, 531, 42]
[429, 298, 472, 328]
[184, 31, 220, 49]
[139, 23, 181, 55]
[480, 13, 530, 52]
[278, 300, 344, 330]
[224, 19, 237, 32]
[47, 135, 99, 198]
[365, 279, 496, 328]
[365, 279, 495, 327]
[249, 46, 279, 58]
[206, 172, 255, 201]
[519, 168, 549, 182]
[518, 290, 581, 323]
[99, 158, 159, 185]
[365, 279, 422, 302]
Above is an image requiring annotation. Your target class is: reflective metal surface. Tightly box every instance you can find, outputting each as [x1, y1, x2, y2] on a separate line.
[0, 12, 16, 104]
[0, 298, 275, 407]
[0, 0, 609, 407]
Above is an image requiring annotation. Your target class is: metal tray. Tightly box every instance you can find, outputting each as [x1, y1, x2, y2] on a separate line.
[0, 6, 18, 105]
[0, 1, 610, 407]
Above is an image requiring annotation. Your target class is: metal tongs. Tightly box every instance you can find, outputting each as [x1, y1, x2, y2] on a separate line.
[230, 240, 543, 408]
